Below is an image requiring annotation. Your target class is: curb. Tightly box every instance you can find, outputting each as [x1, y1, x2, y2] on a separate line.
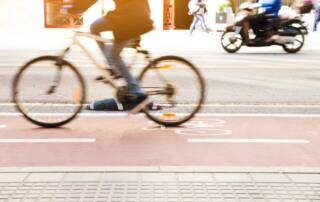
[0, 166, 319, 173]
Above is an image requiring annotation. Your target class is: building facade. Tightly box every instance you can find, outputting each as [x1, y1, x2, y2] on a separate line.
[0, 0, 226, 32]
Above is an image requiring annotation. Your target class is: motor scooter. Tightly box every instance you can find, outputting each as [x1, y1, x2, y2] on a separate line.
[221, 2, 306, 53]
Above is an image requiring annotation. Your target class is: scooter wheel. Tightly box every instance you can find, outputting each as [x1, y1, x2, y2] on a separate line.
[282, 27, 305, 54]
[221, 30, 243, 53]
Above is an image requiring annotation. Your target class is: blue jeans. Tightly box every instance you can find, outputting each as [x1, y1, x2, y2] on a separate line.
[189, 14, 209, 34]
[90, 16, 144, 94]
[313, 7, 320, 32]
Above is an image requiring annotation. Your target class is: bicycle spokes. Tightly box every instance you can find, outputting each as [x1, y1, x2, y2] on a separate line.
[139, 56, 205, 126]
[13, 56, 85, 128]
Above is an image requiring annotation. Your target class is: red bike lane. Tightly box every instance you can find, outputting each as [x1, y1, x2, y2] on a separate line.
[0, 114, 320, 167]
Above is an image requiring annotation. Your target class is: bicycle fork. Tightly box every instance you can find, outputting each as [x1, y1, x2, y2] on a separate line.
[46, 47, 71, 94]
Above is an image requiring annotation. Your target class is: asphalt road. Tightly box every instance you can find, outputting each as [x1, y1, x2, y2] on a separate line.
[0, 32, 320, 168]
[0, 34, 320, 114]
[1, 114, 320, 167]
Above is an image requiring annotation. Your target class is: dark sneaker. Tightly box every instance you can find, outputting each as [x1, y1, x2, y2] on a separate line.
[119, 92, 162, 112]
[118, 92, 148, 114]
[86, 97, 161, 112]
[122, 101, 162, 111]
[86, 98, 120, 111]
[118, 91, 147, 104]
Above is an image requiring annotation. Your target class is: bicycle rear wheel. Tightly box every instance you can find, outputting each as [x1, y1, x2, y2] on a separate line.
[139, 56, 205, 127]
[13, 56, 86, 128]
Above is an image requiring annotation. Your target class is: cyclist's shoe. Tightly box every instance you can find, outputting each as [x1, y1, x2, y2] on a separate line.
[118, 91, 147, 104]
[119, 92, 147, 114]
[122, 101, 162, 111]
[86, 98, 119, 111]
[120, 92, 162, 114]
[85, 97, 161, 112]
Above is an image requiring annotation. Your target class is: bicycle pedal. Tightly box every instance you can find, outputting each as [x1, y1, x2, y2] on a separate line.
[111, 74, 122, 79]
[95, 76, 105, 81]
[94, 76, 111, 84]
[106, 69, 122, 79]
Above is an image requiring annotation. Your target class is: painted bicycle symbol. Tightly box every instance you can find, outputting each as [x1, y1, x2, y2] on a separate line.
[142, 118, 232, 137]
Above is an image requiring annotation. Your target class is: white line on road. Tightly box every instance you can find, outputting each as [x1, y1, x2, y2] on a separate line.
[3, 103, 320, 107]
[2, 112, 320, 118]
[1, 60, 320, 69]
[0, 138, 96, 143]
[0, 125, 6, 129]
[188, 139, 310, 144]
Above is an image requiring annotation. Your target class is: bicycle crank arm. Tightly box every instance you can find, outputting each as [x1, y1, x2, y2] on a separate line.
[128, 98, 151, 115]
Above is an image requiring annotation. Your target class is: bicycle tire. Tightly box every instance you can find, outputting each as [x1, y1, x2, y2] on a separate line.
[12, 56, 86, 128]
[139, 56, 206, 127]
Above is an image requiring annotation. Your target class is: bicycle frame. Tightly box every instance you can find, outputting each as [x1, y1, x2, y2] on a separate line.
[57, 31, 168, 96]
[13, 30, 205, 127]
[55, 31, 160, 114]
[59, 31, 122, 89]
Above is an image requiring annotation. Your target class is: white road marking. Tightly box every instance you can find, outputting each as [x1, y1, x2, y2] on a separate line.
[3, 103, 320, 108]
[0, 112, 128, 117]
[142, 118, 232, 136]
[1, 59, 320, 69]
[176, 129, 232, 136]
[0, 138, 96, 143]
[0, 125, 6, 129]
[184, 119, 227, 128]
[2, 112, 320, 118]
[188, 139, 310, 144]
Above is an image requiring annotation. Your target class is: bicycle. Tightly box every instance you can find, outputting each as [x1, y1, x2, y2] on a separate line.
[12, 31, 206, 128]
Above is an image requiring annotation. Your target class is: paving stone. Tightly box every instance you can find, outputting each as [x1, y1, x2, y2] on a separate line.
[26, 173, 65, 182]
[141, 173, 176, 182]
[177, 173, 213, 182]
[214, 173, 251, 182]
[288, 174, 320, 183]
[0, 173, 28, 182]
[64, 173, 102, 182]
[102, 173, 140, 182]
[250, 173, 290, 183]
[1, 171, 320, 201]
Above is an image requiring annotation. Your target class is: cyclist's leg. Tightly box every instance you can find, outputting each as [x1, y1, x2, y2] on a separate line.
[90, 17, 145, 101]
[109, 40, 145, 96]
[90, 16, 112, 54]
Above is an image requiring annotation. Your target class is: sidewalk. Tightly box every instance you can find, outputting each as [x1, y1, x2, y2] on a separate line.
[0, 28, 319, 54]
[1, 167, 320, 201]
[0, 29, 220, 52]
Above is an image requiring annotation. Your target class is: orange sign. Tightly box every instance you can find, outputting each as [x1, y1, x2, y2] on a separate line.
[163, 0, 175, 30]
[44, 0, 83, 28]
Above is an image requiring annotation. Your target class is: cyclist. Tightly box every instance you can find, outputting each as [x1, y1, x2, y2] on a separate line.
[70, 0, 154, 110]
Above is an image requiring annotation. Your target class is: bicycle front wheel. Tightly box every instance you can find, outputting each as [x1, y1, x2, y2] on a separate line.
[139, 56, 206, 127]
[13, 56, 86, 128]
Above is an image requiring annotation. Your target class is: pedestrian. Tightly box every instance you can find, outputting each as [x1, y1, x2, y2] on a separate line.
[313, 0, 320, 31]
[188, 0, 209, 35]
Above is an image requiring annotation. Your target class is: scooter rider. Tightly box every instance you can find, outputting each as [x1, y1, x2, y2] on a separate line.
[247, 0, 282, 43]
